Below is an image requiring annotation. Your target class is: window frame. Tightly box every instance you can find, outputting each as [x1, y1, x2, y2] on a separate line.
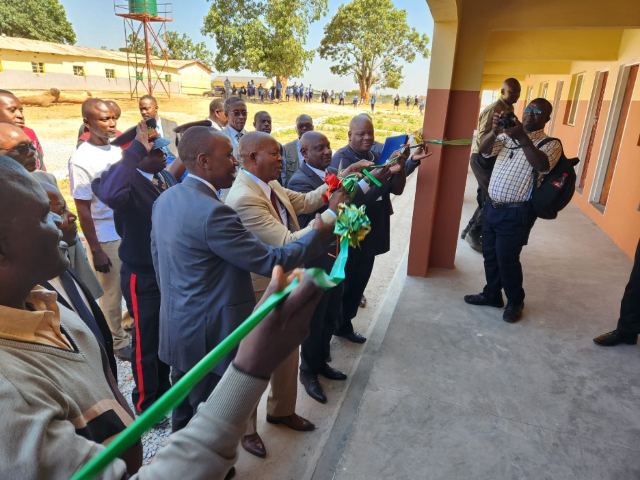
[565, 72, 585, 127]
[73, 65, 86, 77]
[105, 68, 116, 79]
[31, 62, 45, 74]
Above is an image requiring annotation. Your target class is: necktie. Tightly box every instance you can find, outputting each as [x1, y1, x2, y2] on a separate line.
[58, 270, 105, 347]
[153, 173, 167, 191]
[270, 190, 284, 224]
[236, 132, 243, 141]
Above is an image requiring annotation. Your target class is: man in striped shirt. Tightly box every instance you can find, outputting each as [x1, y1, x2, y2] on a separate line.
[464, 98, 562, 323]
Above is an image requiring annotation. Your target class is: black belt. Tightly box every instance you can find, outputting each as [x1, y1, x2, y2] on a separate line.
[489, 199, 529, 209]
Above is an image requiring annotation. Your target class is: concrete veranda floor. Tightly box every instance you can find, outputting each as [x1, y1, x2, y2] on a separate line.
[240, 169, 639, 480]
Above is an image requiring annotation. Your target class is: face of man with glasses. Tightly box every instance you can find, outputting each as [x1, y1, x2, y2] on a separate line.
[0, 125, 37, 172]
[226, 100, 248, 132]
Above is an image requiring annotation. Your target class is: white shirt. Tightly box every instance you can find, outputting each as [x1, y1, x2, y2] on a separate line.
[207, 118, 224, 131]
[137, 169, 154, 182]
[305, 162, 370, 195]
[69, 141, 122, 243]
[295, 139, 305, 165]
[243, 169, 288, 229]
[48, 276, 92, 314]
[156, 116, 164, 138]
[186, 173, 221, 199]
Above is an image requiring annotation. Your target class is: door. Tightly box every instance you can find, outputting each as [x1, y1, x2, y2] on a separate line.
[599, 64, 637, 206]
[548, 80, 564, 135]
[580, 71, 608, 188]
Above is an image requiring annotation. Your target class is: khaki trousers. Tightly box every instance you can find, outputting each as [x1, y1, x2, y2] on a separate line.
[247, 289, 299, 434]
[87, 239, 130, 349]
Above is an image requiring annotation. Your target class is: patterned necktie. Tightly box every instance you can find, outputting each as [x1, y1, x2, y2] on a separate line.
[152, 173, 167, 191]
[236, 132, 244, 142]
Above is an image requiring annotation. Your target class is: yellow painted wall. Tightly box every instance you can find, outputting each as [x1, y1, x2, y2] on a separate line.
[518, 29, 640, 258]
[178, 64, 212, 96]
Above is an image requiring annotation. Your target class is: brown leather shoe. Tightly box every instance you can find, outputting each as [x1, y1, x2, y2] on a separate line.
[241, 433, 266, 458]
[266, 413, 315, 431]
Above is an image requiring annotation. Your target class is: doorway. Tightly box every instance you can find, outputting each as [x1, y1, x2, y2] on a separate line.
[591, 64, 638, 209]
[577, 71, 609, 189]
[548, 80, 564, 135]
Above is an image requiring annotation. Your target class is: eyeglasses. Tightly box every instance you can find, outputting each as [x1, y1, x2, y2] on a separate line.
[229, 110, 248, 117]
[0, 143, 36, 156]
[523, 107, 542, 114]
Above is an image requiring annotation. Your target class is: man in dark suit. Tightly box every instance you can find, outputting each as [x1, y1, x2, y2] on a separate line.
[92, 121, 176, 418]
[330, 114, 425, 343]
[283, 114, 314, 185]
[38, 182, 117, 379]
[139, 95, 179, 160]
[253, 110, 287, 185]
[151, 126, 335, 432]
[288, 131, 360, 403]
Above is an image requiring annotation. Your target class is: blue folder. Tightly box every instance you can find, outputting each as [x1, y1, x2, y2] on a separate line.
[378, 135, 408, 165]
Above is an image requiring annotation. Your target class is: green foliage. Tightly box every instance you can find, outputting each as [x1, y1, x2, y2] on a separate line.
[202, 0, 328, 85]
[319, 0, 429, 101]
[119, 31, 214, 68]
[0, 0, 76, 44]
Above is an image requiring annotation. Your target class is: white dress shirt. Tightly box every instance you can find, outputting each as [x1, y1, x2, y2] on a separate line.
[187, 173, 221, 200]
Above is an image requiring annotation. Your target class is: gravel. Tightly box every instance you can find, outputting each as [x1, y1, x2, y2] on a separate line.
[115, 356, 172, 464]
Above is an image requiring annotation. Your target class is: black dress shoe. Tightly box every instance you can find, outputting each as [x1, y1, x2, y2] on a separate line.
[300, 372, 327, 403]
[325, 354, 332, 363]
[464, 293, 504, 308]
[593, 330, 638, 346]
[503, 302, 524, 323]
[359, 295, 367, 308]
[320, 364, 347, 381]
[335, 331, 367, 343]
[224, 467, 236, 480]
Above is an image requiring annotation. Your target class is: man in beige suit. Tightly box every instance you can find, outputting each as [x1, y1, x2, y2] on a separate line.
[226, 131, 354, 459]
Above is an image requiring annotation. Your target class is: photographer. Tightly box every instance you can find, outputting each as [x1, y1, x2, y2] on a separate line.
[463, 98, 562, 323]
[461, 78, 521, 252]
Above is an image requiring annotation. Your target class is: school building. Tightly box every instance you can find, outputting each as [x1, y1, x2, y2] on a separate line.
[0, 36, 212, 96]
[410, 1, 640, 272]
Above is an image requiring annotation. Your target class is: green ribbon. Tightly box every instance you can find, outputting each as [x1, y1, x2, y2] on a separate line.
[71, 203, 371, 480]
[423, 139, 472, 145]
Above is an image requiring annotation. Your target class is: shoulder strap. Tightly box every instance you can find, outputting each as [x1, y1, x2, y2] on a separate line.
[535, 136, 562, 149]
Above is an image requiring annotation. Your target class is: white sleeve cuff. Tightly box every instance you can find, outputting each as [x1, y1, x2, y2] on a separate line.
[358, 179, 370, 194]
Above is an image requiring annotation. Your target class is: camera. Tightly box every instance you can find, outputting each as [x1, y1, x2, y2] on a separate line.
[497, 113, 517, 129]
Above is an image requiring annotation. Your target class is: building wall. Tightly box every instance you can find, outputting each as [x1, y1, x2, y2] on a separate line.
[178, 64, 211, 96]
[0, 50, 180, 93]
[518, 29, 640, 258]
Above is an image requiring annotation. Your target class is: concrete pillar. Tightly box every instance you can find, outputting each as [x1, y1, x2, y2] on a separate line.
[407, 20, 483, 276]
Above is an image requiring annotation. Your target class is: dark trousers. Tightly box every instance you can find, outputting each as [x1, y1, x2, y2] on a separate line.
[464, 153, 495, 237]
[481, 202, 536, 305]
[336, 247, 376, 335]
[301, 282, 344, 374]
[617, 239, 640, 336]
[171, 368, 221, 432]
[121, 272, 171, 414]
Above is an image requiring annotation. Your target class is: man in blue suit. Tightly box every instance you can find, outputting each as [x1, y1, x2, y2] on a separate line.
[151, 126, 335, 432]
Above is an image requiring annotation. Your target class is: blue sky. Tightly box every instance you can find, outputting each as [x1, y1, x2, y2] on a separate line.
[59, 0, 434, 95]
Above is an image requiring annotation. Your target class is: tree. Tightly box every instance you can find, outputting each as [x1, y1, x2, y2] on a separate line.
[202, 0, 328, 89]
[0, 0, 76, 44]
[120, 31, 214, 69]
[319, 0, 429, 102]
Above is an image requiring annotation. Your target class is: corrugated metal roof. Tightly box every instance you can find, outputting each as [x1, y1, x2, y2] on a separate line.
[0, 36, 212, 73]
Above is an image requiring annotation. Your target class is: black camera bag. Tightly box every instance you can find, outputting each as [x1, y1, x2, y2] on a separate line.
[531, 137, 580, 220]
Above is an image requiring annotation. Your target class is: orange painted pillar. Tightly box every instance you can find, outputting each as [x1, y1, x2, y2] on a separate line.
[407, 20, 483, 276]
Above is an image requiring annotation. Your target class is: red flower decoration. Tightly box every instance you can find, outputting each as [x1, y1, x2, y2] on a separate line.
[323, 173, 342, 204]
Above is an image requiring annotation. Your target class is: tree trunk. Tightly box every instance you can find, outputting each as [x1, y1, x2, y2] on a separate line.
[277, 75, 288, 97]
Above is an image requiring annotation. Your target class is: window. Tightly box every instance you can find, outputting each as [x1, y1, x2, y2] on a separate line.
[539, 82, 549, 99]
[73, 65, 85, 76]
[31, 62, 45, 74]
[105, 68, 115, 79]
[524, 85, 533, 105]
[165, 74, 172, 82]
[564, 73, 585, 126]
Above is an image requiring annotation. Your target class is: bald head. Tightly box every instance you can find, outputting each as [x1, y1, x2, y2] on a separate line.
[82, 99, 117, 145]
[0, 156, 70, 306]
[178, 126, 224, 169]
[300, 131, 332, 170]
[239, 131, 282, 183]
[501, 78, 521, 106]
[81, 98, 106, 118]
[105, 100, 121, 120]
[295, 115, 313, 139]
[0, 123, 36, 171]
[348, 114, 375, 154]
